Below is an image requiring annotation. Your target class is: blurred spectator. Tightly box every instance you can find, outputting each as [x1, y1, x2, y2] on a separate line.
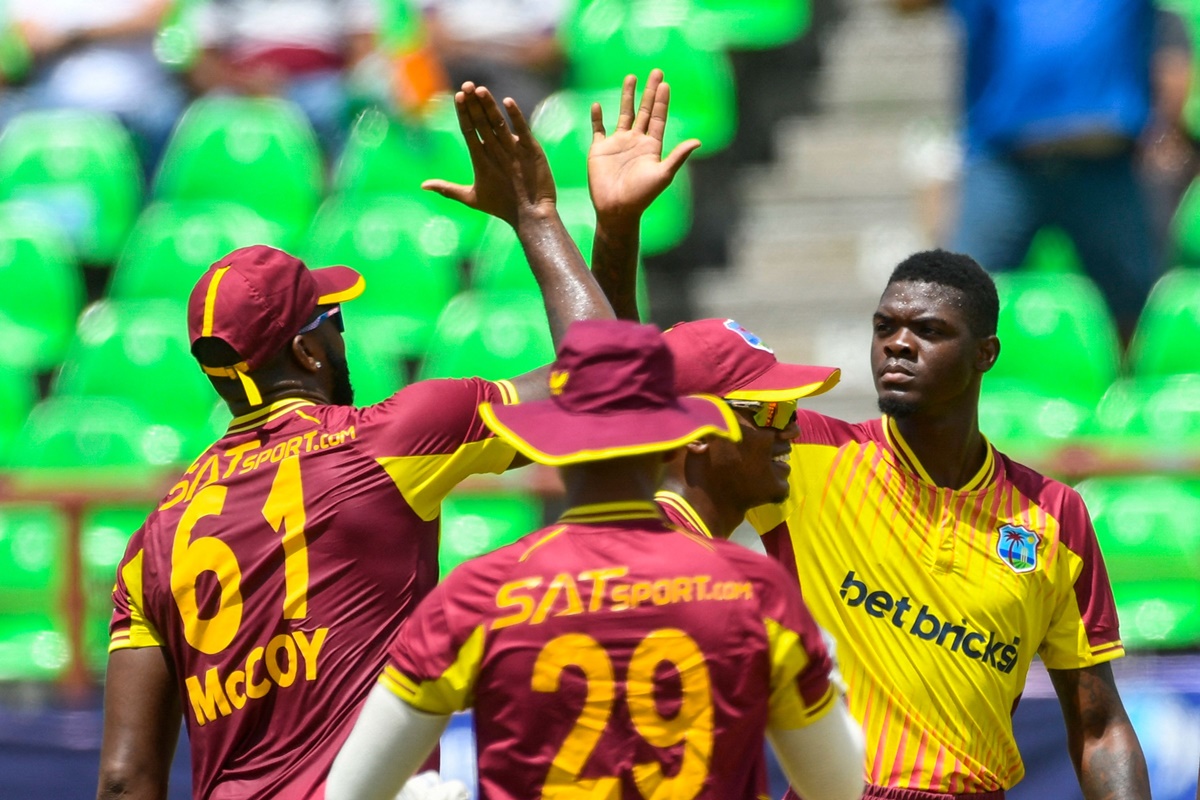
[186, 0, 380, 153]
[419, 0, 565, 114]
[0, 0, 187, 172]
[1140, 8, 1196, 266]
[896, 0, 1158, 342]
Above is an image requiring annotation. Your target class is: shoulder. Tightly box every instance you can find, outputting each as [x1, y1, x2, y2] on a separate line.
[794, 409, 880, 448]
[350, 377, 509, 448]
[998, 451, 1096, 553]
[709, 541, 801, 600]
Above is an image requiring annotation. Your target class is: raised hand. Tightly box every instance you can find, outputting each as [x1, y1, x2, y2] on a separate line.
[587, 69, 701, 224]
[423, 82, 556, 228]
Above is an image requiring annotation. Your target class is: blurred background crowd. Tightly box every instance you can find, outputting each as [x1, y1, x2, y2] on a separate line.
[0, 0, 1197, 797]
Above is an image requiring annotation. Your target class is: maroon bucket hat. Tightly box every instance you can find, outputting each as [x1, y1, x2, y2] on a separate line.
[664, 318, 841, 401]
[187, 245, 365, 405]
[479, 319, 740, 466]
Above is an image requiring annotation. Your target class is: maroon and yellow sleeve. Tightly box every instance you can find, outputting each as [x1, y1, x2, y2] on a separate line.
[381, 576, 487, 715]
[1039, 487, 1124, 669]
[366, 378, 519, 521]
[108, 528, 165, 652]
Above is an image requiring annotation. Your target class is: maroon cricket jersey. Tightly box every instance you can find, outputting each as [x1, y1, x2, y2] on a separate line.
[110, 380, 518, 799]
[382, 501, 838, 800]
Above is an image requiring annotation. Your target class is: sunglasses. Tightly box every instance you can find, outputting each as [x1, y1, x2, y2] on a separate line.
[725, 399, 798, 430]
[299, 305, 344, 334]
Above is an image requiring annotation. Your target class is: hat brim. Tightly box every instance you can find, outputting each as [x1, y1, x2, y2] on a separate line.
[722, 363, 841, 402]
[480, 394, 741, 466]
[313, 265, 366, 305]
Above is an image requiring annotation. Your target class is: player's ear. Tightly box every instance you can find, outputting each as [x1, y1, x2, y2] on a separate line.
[291, 334, 323, 374]
[686, 438, 710, 455]
[976, 334, 1000, 373]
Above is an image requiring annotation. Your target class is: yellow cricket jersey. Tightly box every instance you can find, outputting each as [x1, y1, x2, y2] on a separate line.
[748, 412, 1123, 794]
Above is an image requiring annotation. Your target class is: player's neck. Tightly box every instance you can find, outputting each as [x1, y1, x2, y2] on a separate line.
[890, 405, 988, 490]
[659, 478, 741, 539]
[560, 461, 661, 511]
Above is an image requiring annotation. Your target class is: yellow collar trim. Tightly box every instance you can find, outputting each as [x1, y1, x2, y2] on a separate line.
[227, 399, 317, 434]
[559, 500, 664, 524]
[884, 416, 996, 491]
[654, 490, 714, 539]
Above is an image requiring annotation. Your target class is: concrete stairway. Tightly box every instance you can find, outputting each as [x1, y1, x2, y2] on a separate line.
[692, 0, 959, 423]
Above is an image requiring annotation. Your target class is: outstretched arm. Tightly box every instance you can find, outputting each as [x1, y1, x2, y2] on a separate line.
[423, 83, 613, 363]
[97, 647, 182, 800]
[1048, 663, 1150, 800]
[588, 70, 700, 320]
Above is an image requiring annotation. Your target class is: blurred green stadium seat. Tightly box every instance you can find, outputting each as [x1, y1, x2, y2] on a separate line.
[0, 367, 36, 465]
[9, 396, 192, 469]
[1075, 476, 1200, 649]
[531, 95, 693, 255]
[341, 324, 410, 406]
[439, 492, 542, 578]
[1018, 226, 1084, 274]
[80, 504, 151, 671]
[563, 1, 738, 156]
[1126, 268, 1200, 378]
[688, 0, 811, 50]
[978, 378, 1091, 459]
[418, 291, 554, 381]
[52, 300, 217, 433]
[109, 201, 277, 301]
[0, 505, 69, 680]
[304, 193, 462, 357]
[990, 273, 1121, 404]
[335, 102, 485, 253]
[1088, 374, 1200, 454]
[0, 202, 82, 371]
[0, 110, 142, 264]
[153, 97, 323, 250]
[1169, 177, 1200, 267]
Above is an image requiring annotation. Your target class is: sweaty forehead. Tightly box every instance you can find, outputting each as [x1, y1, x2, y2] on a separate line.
[876, 280, 968, 321]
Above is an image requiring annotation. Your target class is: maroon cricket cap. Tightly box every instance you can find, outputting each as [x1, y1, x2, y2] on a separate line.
[187, 245, 365, 404]
[479, 319, 741, 466]
[663, 318, 841, 402]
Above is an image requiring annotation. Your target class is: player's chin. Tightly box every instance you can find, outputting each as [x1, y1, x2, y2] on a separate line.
[876, 389, 922, 419]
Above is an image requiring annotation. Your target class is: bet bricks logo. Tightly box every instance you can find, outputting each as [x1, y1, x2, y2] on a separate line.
[839, 570, 1021, 674]
[996, 524, 1040, 574]
[723, 319, 773, 353]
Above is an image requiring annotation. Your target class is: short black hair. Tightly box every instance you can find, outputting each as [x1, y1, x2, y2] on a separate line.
[886, 249, 999, 337]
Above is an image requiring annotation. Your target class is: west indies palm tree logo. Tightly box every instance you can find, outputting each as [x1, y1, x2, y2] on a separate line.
[997, 524, 1041, 574]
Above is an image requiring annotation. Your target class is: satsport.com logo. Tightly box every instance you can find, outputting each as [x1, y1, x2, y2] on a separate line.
[997, 524, 1041, 574]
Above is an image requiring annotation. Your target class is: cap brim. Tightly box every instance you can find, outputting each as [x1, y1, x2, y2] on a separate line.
[480, 394, 741, 466]
[313, 265, 366, 305]
[723, 364, 841, 402]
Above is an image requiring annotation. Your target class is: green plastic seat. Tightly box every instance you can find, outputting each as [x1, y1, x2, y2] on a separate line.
[153, 97, 324, 250]
[52, 299, 217, 431]
[0, 109, 143, 264]
[9, 395, 192, 469]
[0, 201, 84, 371]
[563, 1, 737, 156]
[530, 94, 693, 255]
[1075, 476, 1200, 649]
[1018, 227, 1084, 274]
[978, 378, 1091, 459]
[0, 367, 36, 465]
[1126, 269, 1200, 378]
[1169, 178, 1200, 267]
[990, 273, 1121, 404]
[304, 193, 462, 357]
[109, 201, 278, 301]
[1088, 375, 1200, 455]
[688, 0, 811, 50]
[80, 504, 152, 671]
[418, 291, 554, 381]
[335, 101, 485, 254]
[0, 504, 69, 680]
[440, 492, 543, 578]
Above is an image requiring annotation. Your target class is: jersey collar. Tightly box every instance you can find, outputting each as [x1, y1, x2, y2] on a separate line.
[654, 490, 715, 539]
[882, 415, 997, 492]
[226, 398, 318, 435]
[558, 500, 665, 525]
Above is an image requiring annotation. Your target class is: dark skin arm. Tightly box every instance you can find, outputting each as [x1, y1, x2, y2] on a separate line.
[423, 83, 614, 401]
[1048, 662, 1151, 800]
[588, 69, 700, 321]
[97, 647, 182, 800]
